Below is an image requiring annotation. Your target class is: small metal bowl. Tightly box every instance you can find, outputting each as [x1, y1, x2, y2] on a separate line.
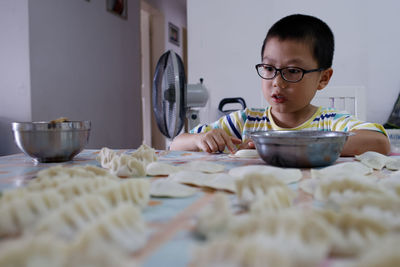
[250, 130, 352, 168]
[12, 121, 91, 163]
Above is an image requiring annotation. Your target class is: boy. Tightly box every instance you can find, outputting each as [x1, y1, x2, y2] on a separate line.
[170, 14, 390, 156]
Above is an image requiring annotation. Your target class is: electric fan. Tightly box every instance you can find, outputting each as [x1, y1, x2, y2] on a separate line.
[152, 50, 208, 138]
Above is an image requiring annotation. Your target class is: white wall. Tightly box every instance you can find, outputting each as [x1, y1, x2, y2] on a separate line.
[0, 0, 31, 155]
[0, 0, 143, 155]
[145, 0, 186, 57]
[188, 0, 400, 125]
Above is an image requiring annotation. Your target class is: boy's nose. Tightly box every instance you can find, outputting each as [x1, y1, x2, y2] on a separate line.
[272, 72, 287, 89]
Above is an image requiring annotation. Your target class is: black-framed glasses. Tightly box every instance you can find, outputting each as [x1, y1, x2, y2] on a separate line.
[255, 64, 324, 83]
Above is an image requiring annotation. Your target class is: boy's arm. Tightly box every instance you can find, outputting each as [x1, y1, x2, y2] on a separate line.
[169, 130, 241, 153]
[341, 130, 391, 156]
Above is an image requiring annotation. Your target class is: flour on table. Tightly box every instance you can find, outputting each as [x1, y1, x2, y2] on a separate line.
[150, 179, 198, 198]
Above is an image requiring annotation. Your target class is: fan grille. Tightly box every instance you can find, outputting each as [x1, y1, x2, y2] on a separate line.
[152, 51, 186, 138]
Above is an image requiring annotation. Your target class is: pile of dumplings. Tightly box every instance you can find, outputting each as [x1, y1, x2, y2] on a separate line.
[0, 162, 150, 267]
[189, 152, 400, 267]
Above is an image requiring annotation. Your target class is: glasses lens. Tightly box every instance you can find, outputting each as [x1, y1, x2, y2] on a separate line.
[257, 65, 276, 79]
[281, 67, 303, 82]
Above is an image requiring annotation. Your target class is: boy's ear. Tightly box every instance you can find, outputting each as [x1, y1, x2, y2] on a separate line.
[317, 68, 333, 90]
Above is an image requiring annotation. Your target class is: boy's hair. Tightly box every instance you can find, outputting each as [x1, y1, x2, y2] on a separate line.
[261, 14, 334, 69]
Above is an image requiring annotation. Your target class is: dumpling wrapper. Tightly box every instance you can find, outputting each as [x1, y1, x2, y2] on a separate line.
[202, 173, 241, 192]
[310, 161, 373, 179]
[355, 151, 389, 170]
[180, 161, 225, 173]
[150, 179, 198, 198]
[168, 171, 215, 187]
[228, 165, 302, 184]
[146, 162, 181, 176]
[229, 149, 260, 158]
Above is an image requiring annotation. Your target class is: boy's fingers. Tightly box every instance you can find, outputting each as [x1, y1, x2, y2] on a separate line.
[231, 137, 242, 144]
[214, 133, 228, 152]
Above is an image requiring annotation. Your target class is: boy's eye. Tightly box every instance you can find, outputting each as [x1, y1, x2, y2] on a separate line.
[263, 65, 275, 72]
[286, 67, 302, 74]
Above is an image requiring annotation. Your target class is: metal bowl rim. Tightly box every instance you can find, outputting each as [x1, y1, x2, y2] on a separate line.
[12, 121, 91, 131]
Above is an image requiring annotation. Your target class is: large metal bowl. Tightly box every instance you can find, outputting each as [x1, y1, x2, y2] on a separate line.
[12, 121, 91, 163]
[250, 130, 351, 168]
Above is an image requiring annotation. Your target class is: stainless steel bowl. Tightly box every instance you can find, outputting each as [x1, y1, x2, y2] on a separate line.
[250, 130, 352, 168]
[12, 121, 91, 163]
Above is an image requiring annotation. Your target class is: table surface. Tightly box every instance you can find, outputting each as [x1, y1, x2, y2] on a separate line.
[0, 150, 390, 266]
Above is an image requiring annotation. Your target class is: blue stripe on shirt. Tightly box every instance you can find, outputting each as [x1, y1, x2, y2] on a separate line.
[247, 116, 269, 122]
[226, 115, 242, 140]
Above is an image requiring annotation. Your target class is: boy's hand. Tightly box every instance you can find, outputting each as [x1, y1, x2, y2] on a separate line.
[196, 129, 241, 153]
[238, 139, 255, 150]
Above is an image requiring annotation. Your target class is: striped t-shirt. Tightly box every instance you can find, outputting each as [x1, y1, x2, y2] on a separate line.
[190, 106, 387, 142]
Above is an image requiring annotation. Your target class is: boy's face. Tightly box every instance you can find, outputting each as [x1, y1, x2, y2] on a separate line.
[261, 37, 332, 116]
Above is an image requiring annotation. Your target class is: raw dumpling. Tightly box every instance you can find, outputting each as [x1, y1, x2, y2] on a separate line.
[355, 151, 389, 170]
[76, 202, 147, 252]
[129, 143, 157, 164]
[109, 154, 146, 178]
[314, 175, 385, 202]
[96, 147, 117, 169]
[150, 178, 198, 198]
[35, 195, 111, 238]
[180, 160, 225, 173]
[56, 177, 119, 200]
[97, 179, 150, 208]
[315, 209, 389, 256]
[235, 173, 292, 205]
[36, 165, 116, 180]
[311, 162, 373, 179]
[249, 186, 295, 213]
[229, 165, 302, 184]
[0, 190, 63, 237]
[146, 162, 181, 176]
[0, 234, 68, 267]
[194, 193, 232, 239]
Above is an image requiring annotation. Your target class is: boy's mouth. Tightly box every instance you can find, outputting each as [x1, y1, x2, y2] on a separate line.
[271, 94, 287, 103]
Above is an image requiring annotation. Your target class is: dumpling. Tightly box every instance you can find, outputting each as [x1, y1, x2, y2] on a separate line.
[229, 165, 302, 184]
[310, 162, 373, 179]
[76, 202, 147, 252]
[180, 161, 225, 173]
[109, 154, 146, 178]
[355, 151, 389, 170]
[314, 175, 385, 202]
[0, 190, 63, 237]
[35, 195, 111, 238]
[97, 179, 150, 209]
[249, 186, 295, 213]
[96, 147, 117, 169]
[129, 143, 158, 164]
[194, 193, 232, 239]
[315, 209, 389, 256]
[235, 173, 292, 206]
